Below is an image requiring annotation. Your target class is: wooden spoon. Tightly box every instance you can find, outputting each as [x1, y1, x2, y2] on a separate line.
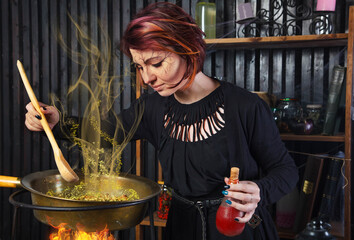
[17, 60, 79, 182]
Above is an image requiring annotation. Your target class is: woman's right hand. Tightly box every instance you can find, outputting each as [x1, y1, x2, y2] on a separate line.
[25, 102, 60, 131]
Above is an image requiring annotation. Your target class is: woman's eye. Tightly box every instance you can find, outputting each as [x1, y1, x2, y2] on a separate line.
[152, 61, 163, 68]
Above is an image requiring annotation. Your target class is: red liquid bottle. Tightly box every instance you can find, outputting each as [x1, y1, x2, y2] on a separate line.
[157, 181, 172, 219]
[216, 167, 245, 236]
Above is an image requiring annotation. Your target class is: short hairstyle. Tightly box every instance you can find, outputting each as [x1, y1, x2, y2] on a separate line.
[121, 2, 206, 88]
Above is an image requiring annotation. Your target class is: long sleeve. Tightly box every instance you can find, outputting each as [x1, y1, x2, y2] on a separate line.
[247, 99, 299, 206]
[223, 82, 298, 207]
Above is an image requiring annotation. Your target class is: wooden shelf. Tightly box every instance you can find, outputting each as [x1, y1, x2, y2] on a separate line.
[280, 133, 345, 142]
[140, 211, 167, 227]
[205, 33, 348, 49]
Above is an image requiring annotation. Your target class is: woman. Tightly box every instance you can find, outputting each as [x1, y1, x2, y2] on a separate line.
[25, 2, 298, 240]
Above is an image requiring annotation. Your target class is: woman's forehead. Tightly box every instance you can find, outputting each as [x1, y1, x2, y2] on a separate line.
[130, 49, 170, 64]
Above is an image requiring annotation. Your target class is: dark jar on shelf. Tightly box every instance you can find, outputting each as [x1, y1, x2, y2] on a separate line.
[274, 98, 302, 133]
[295, 218, 336, 240]
[157, 181, 172, 220]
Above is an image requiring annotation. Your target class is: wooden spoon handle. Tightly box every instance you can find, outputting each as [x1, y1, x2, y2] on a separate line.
[17, 60, 78, 182]
[16, 60, 59, 150]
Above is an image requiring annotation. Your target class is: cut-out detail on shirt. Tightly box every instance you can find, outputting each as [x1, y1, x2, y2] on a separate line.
[163, 88, 225, 142]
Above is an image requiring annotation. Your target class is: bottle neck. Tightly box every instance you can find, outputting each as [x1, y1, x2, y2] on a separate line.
[229, 178, 239, 185]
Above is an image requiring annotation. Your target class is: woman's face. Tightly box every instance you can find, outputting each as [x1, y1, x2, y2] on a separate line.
[130, 48, 188, 96]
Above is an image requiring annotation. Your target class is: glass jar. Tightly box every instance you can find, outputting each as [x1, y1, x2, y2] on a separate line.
[195, 0, 216, 39]
[157, 181, 172, 220]
[275, 98, 302, 133]
[305, 104, 324, 134]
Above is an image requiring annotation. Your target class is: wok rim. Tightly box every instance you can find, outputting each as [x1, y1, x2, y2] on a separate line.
[20, 169, 161, 204]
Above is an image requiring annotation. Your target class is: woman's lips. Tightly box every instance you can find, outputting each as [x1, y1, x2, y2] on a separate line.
[152, 84, 163, 91]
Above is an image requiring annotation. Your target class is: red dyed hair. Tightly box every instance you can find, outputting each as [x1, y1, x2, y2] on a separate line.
[121, 2, 206, 89]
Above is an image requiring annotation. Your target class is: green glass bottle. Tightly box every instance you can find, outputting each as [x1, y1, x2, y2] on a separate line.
[195, 0, 216, 39]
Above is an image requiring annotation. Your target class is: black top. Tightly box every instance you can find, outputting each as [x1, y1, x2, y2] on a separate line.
[159, 86, 229, 198]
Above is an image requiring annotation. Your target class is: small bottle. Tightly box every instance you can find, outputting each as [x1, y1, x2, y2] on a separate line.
[195, 0, 216, 39]
[305, 104, 324, 134]
[216, 167, 245, 236]
[157, 181, 172, 220]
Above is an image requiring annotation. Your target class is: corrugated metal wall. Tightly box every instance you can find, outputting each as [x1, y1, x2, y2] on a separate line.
[0, 0, 351, 239]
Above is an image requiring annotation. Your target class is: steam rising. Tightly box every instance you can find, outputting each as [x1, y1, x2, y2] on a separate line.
[51, 14, 143, 185]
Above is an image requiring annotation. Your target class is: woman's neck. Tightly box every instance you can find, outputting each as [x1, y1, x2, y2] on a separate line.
[174, 72, 220, 104]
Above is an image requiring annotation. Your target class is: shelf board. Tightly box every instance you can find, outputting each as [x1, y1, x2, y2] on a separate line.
[205, 33, 348, 49]
[280, 133, 345, 142]
[140, 211, 167, 227]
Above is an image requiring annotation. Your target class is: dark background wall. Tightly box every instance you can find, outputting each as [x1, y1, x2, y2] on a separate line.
[0, 0, 352, 239]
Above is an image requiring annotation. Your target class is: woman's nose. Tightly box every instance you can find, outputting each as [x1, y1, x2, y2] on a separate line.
[141, 68, 156, 85]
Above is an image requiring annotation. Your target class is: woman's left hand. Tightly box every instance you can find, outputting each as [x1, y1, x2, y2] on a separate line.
[223, 178, 260, 223]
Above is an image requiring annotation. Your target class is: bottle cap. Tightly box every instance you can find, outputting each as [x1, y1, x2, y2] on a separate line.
[306, 104, 322, 109]
[230, 167, 239, 180]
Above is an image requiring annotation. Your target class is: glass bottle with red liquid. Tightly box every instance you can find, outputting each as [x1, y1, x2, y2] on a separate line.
[157, 181, 172, 219]
[216, 167, 245, 236]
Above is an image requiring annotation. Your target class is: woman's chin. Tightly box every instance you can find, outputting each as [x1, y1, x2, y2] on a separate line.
[156, 90, 173, 97]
